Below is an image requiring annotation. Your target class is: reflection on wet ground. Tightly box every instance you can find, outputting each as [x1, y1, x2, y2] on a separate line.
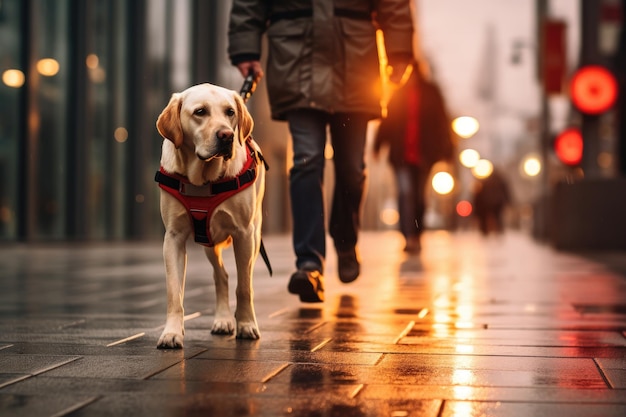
[0, 231, 625, 416]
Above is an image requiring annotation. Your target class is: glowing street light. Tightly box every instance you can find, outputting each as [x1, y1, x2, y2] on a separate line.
[471, 159, 493, 179]
[459, 149, 480, 168]
[522, 155, 541, 177]
[452, 116, 480, 139]
[432, 171, 455, 195]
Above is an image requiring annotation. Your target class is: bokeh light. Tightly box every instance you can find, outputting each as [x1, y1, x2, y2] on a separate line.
[36, 58, 60, 76]
[459, 149, 480, 168]
[471, 159, 493, 179]
[456, 200, 473, 217]
[2, 69, 25, 87]
[432, 171, 455, 195]
[522, 156, 541, 177]
[452, 116, 479, 138]
[114, 127, 128, 143]
[380, 208, 399, 226]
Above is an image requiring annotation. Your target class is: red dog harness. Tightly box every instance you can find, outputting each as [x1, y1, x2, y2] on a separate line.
[155, 144, 258, 247]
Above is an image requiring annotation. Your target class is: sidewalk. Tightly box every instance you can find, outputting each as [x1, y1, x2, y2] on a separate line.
[0, 230, 625, 416]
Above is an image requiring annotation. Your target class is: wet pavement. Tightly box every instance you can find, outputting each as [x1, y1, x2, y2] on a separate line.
[1, 230, 625, 416]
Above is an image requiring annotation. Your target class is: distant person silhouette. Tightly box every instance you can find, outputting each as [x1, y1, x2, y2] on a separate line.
[473, 168, 511, 235]
[374, 61, 453, 253]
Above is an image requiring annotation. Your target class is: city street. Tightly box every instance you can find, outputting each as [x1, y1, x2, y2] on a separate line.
[1, 230, 625, 416]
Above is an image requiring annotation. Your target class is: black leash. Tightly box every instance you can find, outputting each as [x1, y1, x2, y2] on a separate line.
[239, 70, 272, 277]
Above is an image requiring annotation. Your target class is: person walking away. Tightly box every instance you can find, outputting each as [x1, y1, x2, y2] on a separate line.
[473, 168, 511, 235]
[228, 0, 414, 303]
[373, 62, 453, 253]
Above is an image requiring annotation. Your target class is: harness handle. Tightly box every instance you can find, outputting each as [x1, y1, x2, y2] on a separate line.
[240, 69, 258, 103]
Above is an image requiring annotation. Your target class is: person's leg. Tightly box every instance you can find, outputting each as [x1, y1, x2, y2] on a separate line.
[412, 165, 430, 237]
[328, 112, 369, 282]
[286, 109, 328, 302]
[286, 109, 328, 270]
[395, 164, 416, 241]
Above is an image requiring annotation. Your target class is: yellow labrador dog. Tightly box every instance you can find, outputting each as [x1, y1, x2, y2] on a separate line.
[154, 83, 266, 349]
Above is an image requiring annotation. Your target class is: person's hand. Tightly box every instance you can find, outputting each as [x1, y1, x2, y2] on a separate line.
[236, 61, 264, 81]
[387, 55, 414, 84]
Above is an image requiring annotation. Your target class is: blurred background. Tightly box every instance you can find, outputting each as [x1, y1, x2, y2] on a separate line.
[0, 0, 624, 249]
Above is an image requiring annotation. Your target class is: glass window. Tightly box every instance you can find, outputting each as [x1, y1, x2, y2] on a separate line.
[0, 0, 24, 239]
[30, 0, 70, 239]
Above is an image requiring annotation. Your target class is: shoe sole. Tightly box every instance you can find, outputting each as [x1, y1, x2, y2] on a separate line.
[339, 272, 359, 283]
[288, 273, 324, 303]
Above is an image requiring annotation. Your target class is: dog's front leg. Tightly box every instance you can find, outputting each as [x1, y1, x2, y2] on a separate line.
[157, 232, 187, 349]
[205, 244, 235, 335]
[233, 233, 260, 339]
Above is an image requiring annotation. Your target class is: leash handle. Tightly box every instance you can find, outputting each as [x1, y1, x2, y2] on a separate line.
[240, 69, 257, 103]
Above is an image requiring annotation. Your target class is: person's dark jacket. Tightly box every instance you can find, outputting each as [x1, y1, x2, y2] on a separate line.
[374, 69, 454, 168]
[228, 0, 414, 121]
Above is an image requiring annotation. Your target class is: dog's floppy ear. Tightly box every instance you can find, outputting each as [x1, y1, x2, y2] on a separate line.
[234, 93, 254, 143]
[156, 93, 184, 148]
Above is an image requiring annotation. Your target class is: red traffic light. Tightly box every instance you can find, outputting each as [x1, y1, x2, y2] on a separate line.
[554, 128, 583, 166]
[570, 66, 618, 114]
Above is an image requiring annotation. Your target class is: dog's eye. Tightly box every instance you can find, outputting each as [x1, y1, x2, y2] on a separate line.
[226, 108, 235, 117]
[193, 108, 206, 116]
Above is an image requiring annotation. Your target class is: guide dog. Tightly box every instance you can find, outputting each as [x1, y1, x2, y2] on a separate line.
[154, 83, 266, 348]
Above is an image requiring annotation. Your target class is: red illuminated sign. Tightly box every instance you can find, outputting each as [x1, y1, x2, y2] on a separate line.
[554, 128, 583, 166]
[570, 66, 618, 114]
[542, 20, 567, 94]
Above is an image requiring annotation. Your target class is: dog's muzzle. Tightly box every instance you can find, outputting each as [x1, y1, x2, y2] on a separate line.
[216, 129, 234, 160]
[196, 129, 234, 161]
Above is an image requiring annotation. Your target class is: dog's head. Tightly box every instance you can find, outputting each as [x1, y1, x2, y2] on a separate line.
[156, 83, 253, 161]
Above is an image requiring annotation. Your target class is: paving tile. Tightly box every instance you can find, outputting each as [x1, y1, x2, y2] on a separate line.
[323, 341, 626, 358]
[1, 376, 265, 396]
[359, 384, 626, 403]
[596, 358, 626, 389]
[195, 347, 383, 365]
[151, 358, 291, 383]
[0, 354, 81, 375]
[440, 401, 626, 417]
[0, 393, 99, 417]
[377, 354, 601, 373]
[400, 329, 626, 347]
[41, 354, 189, 379]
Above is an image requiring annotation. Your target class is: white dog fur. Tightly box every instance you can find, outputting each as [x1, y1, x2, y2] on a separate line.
[155, 83, 265, 348]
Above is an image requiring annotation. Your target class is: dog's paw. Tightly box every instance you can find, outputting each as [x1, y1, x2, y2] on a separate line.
[236, 322, 260, 340]
[211, 318, 235, 335]
[157, 332, 184, 349]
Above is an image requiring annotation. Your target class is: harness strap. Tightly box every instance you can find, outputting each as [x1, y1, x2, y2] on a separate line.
[154, 167, 256, 198]
[155, 145, 273, 276]
[155, 148, 257, 247]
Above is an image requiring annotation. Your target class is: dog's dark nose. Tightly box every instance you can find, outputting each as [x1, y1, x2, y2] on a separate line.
[217, 129, 234, 145]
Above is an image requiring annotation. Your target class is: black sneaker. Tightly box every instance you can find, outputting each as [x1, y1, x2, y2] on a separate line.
[337, 248, 360, 283]
[288, 268, 324, 303]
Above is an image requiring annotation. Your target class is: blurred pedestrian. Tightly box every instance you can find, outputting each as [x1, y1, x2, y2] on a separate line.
[473, 168, 511, 235]
[373, 62, 454, 253]
[228, 0, 414, 302]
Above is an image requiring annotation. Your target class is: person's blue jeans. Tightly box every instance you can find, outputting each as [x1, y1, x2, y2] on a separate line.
[286, 109, 369, 273]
